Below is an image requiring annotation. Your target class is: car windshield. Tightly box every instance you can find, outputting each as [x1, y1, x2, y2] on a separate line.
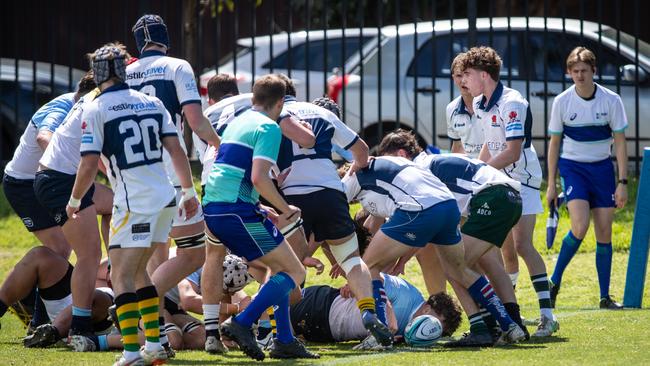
[600, 28, 650, 58]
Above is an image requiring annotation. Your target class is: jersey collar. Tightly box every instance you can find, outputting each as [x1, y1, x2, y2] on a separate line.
[101, 83, 129, 95]
[284, 95, 297, 103]
[478, 81, 504, 111]
[455, 97, 470, 115]
[140, 50, 166, 58]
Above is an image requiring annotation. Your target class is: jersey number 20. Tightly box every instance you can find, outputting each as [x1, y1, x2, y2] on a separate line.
[119, 117, 163, 165]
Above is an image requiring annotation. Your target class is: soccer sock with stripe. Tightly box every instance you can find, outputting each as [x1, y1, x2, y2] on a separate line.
[467, 276, 514, 332]
[234, 272, 295, 328]
[478, 307, 498, 331]
[203, 304, 221, 338]
[371, 279, 386, 324]
[136, 286, 161, 352]
[596, 242, 613, 299]
[531, 273, 554, 319]
[71, 306, 93, 334]
[115, 292, 140, 360]
[468, 312, 490, 334]
[551, 231, 583, 286]
[273, 293, 294, 344]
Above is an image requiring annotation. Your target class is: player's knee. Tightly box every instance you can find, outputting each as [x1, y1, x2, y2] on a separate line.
[330, 235, 362, 274]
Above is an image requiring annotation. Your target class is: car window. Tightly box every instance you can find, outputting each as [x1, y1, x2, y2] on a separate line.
[263, 37, 373, 72]
[407, 32, 522, 79]
[528, 31, 630, 84]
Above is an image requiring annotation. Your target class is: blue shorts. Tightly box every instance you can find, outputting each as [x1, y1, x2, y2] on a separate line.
[32, 170, 95, 227]
[559, 158, 615, 208]
[381, 199, 461, 247]
[3, 174, 58, 231]
[203, 202, 285, 262]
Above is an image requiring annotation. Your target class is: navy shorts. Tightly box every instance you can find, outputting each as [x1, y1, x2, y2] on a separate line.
[559, 158, 616, 208]
[3, 174, 58, 231]
[381, 199, 462, 247]
[33, 170, 95, 227]
[203, 202, 284, 262]
[285, 189, 355, 242]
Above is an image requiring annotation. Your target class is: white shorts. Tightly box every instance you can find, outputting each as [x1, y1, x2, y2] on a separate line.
[43, 294, 72, 321]
[172, 187, 205, 227]
[109, 207, 175, 249]
[521, 185, 544, 215]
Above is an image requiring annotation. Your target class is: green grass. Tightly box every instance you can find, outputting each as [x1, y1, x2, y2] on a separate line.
[0, 179, 649, 365]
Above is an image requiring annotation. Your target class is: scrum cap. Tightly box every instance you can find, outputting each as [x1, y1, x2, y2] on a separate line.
[90, 45, 127, 85]
[132, 14, 169, 54]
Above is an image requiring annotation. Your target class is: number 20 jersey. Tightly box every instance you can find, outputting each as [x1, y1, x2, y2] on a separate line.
[80, 84, 177, 214]
[125, 50, 202, 186]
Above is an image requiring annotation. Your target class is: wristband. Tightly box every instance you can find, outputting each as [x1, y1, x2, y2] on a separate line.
[181, 187, 197, 198]
[68, 197, 81, 208]
[618, 179, 628, 185]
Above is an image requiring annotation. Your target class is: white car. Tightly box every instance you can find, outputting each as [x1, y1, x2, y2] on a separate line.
[335, 17, 649, 160]
[198, 28, 381, 104]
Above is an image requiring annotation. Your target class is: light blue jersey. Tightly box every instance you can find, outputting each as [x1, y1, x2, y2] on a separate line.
[382, 274, 425, 335]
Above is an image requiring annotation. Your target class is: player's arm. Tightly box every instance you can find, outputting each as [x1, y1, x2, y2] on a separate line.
[348, 137, 371, 174]
[364, 214, 384, 235]
[178, 279, 203, 314]
[613, 131, 628, 208]
[546, 134, 562, 206]
[66, 154, 99, 218]
[36, 130, 54, 151]
[279, 115, 316, 148]
[183, 103, 221, 148]
[252, 158, 296, 216]
[450, 140, 466, 154]
[485, 138, 522, 170]
[478, 143, 490, 162]
[385, 299, 398, 334]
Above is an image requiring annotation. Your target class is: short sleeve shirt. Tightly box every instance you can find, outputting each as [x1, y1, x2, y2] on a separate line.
[446, 95, 484, 159]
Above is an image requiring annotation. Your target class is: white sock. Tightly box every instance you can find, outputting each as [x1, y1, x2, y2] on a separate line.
[203, 303, 221, 336]
[144, 340, 162, 352]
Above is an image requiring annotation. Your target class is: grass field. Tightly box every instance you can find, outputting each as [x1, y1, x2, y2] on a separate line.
[0, 178, 649, 365]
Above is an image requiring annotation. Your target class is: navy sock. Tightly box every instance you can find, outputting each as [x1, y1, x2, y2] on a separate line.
[0, 299, 7, 318]
[30, 288, 50, 328]
[235, 272, 295, 328]
[468, 313, 489, 334]
[468, 276, 514, 332]
[71, 306, 93, 333]
[596, 242, 613, 299]
[372, 279, 387, 325]
[551, 231, 583, 286]
[273, 294, 294, 344]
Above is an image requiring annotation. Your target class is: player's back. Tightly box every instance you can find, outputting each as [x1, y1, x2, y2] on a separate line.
[278, 98, 359, 195]
[5, 92, 76, 179]
[203, 109, 282, 205]
[82, 85, 175, 214]
[382, 274, 425, 335]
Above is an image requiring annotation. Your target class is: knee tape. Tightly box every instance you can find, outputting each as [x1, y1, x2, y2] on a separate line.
[164, 323, 182, 336]
[280, 217, 303, 238]
[182, 320, 202, 334]
[175, 233, 206, 249]
[330, 235, 361, 274]
[206, 234, 223, 247]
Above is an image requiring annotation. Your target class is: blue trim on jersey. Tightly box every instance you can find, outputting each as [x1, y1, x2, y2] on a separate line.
[100, 83, 130, 95]
[455, 97, 470, 115]
[215, 143, 254, 172]
[180, 99, 201, 107]
[343, 135, 359, 150]
[427, 155, 485, 195]
[140, 50, 166, 58]
[506, 136, 525, 141]
[356, 158, 418, 208]
[478, 82, 504, 111]
[80, 151, 100, 156]
[523, 105, 533, 149]
[563, 124, 613, 142]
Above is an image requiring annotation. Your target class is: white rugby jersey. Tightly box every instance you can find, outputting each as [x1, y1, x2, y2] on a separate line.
[5, 92, 75, 179]
[126, 50, 201, 186]
[40, 90, 100, 175]
[474, 82, 543, 189]
[80, 83, 176, 214]
[196, 93, 253, 185]
[414, 152, 520, 215]
[548, 84, 627, 163]
[342, 156, 454, 218]
[446, 95, 484, 158]
[277, 96, 360, 195]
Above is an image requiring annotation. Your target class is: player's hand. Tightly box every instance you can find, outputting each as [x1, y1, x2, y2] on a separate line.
[348, 157, 372, 175]
[274, 168, 291, 186]
[179, 193, 199, 221]
[329, 263, 344, 279]
[339, 284, 353, 298]
[298, 120, 312, 131]
[65, 204, 80, 220]
[387, 258, 407, 276]
[260, 204, 280, 225]
[615, 183, 628, 209]
[546, 183, 558, 208]
[239, 296, 252, 312]
[303, 256, 325, 275]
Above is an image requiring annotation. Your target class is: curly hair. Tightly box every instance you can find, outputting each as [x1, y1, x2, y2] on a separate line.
[353, 208, 372, 257]
[377, 129, 422, 159]
[461, 46, 502, 82]
[313, 96, 341, 118]
[427, 292, 463, 337]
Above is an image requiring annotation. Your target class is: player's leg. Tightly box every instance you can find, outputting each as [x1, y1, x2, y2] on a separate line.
[91, 182, 114, 251]
[201, 233, 228, 354]
[501, 233, 519, 287]
[592, 207, 621, 309]
[415, 245, 447, 295]
[176, 313, 206, 350]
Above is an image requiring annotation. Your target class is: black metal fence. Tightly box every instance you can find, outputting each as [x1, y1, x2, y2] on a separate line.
[1, 0, 648, 174]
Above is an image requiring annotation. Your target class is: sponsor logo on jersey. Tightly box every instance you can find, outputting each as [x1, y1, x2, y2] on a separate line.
[108, 101, 158, 112]
[569, 113, 577, 121]
[81, 121, 88, 130]
[22, 217, 34, 228]
[184, 79, 197, 92]
[405, 232, 417, 241]
[595, 111, 608, 119]
[132, 233, 150, 241]
[454, 122, 466, 128]
[81, 135, 93, 144]
[486, 141, 508, 151]
[566, 186, 573, 196]
[131, 223, 151, 234]
[126, 66, 167, 80]
[491, 114, 501, 127]
[508, 111, 518, 121]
